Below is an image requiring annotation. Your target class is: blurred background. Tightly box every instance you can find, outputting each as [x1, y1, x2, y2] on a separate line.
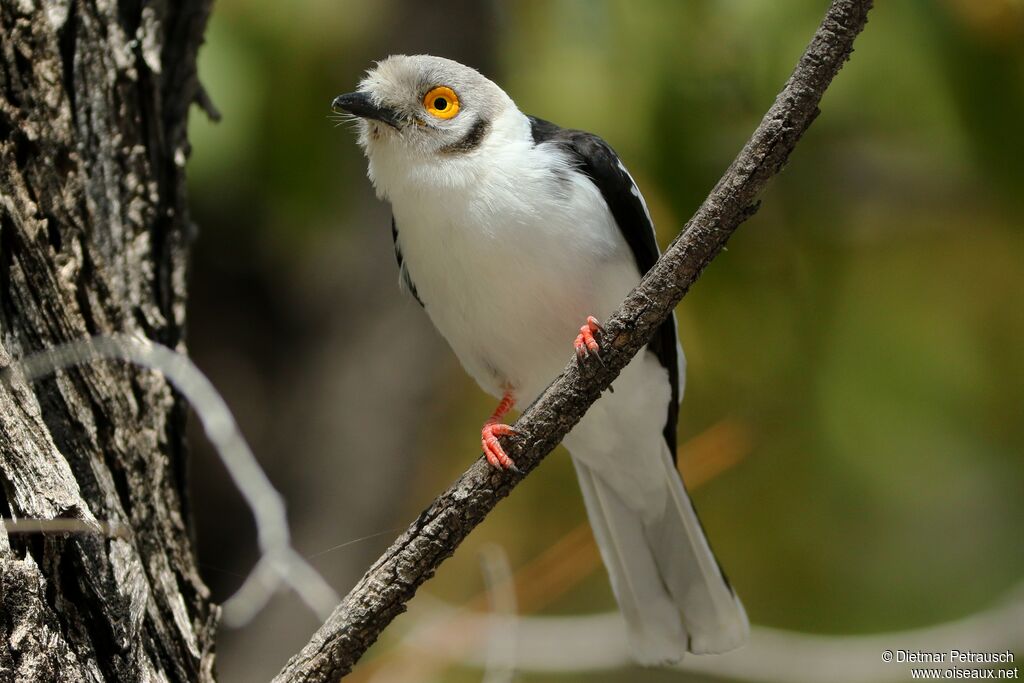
[183, 0, 1024, 681]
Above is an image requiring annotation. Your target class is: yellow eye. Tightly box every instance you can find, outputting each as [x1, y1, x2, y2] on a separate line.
[423, 86, 460, 119]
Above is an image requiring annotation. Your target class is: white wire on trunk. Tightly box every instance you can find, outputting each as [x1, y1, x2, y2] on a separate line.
[5, 334, 338, 626]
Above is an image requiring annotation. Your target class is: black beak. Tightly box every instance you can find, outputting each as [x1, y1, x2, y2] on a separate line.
[331, 92, 404, 129]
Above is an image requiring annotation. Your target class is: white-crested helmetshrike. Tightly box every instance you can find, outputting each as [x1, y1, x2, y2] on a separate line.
[333, 54, 748, 664]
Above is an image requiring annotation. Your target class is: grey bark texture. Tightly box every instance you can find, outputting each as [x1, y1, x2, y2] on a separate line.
[0, 1, 215, 681]
[274, 1, 875, 681]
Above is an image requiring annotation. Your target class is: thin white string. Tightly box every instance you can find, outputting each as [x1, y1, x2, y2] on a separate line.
[4, 334, 339, 626]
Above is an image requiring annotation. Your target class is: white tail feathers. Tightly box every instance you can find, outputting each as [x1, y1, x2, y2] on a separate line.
[571, 445, 748, 665]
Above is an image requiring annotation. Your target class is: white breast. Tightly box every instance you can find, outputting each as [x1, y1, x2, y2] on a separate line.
[377, 110, 642, 403]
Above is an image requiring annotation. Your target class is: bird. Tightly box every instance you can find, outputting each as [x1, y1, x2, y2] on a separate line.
[332, 54, 748, 664]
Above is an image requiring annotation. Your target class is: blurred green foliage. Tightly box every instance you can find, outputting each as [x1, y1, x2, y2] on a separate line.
[187, 1, 1024, 681]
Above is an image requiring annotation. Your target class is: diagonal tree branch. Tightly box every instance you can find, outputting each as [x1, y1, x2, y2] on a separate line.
[275, 1, 874, 680]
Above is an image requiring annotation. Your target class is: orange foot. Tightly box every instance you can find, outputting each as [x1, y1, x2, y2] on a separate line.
[574, 316, 606, 364]
[481, 390, 519, 472]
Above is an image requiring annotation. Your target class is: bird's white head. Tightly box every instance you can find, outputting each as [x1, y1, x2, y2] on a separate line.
[333, 55, 525, 199]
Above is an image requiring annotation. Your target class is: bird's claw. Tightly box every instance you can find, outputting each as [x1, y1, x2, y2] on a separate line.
[574, 316, 605, 366]
[482, 422, 519, 471]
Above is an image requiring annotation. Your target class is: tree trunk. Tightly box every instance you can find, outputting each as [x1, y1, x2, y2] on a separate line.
[0, 1, 214, 681]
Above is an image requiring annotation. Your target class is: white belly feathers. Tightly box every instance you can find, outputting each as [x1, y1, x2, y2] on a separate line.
[391, 143, 641, 403]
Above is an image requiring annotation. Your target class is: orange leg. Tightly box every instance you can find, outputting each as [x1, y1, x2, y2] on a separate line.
[481, 390, 519, 472]
[574, 316, 606, 363]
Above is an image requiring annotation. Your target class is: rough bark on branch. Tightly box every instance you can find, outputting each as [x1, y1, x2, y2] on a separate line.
[275, 1, 874, 681]
[0, 1, 214, 681]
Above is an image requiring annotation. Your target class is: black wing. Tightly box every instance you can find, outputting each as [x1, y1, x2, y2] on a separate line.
[392, 216, 424, 308]
[529, 115, 681, 460]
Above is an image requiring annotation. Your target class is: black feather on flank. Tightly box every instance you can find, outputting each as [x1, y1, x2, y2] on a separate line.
[528, 115, 681, 462]
[392, 217, 424, 308]
[439, 118, 491, 154]
[526, 115, 738, 591]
